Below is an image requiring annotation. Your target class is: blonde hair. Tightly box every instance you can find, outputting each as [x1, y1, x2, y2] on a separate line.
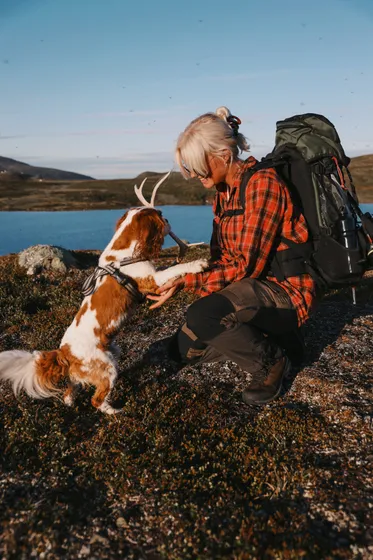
[175, 106, 250, 179]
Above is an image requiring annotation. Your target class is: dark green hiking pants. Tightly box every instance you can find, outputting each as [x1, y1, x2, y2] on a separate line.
[168, 278, 305, 375]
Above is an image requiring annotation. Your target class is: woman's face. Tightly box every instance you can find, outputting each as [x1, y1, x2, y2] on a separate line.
[192, 153, 229, 189]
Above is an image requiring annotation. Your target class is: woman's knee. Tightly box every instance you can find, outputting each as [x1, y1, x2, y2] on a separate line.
[186, 293, 235, 341]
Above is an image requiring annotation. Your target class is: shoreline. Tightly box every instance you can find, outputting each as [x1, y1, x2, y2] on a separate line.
[0, 202, 213, 212]
[1, 198, 373, 212]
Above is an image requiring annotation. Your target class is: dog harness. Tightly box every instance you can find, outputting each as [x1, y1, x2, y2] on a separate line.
[81, 257, 146, 303]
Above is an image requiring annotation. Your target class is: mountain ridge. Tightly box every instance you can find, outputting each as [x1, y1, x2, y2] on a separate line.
[0, 154, 372, 210]
[0, 156, 94, 181]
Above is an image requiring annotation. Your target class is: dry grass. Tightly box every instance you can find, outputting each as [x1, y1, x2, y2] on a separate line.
[0, 173, 208, 211]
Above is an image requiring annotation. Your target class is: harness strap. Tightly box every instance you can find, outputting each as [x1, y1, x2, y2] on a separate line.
[82, 257, 146, 303]
[82, 266, 113, 297]
[119, 256, 145, 267]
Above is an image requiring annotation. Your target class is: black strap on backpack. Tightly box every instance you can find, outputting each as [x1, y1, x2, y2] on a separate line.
[238, 156, 314, 282]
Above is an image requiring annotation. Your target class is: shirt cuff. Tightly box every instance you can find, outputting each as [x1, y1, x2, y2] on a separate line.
[183, 272, 202, 291]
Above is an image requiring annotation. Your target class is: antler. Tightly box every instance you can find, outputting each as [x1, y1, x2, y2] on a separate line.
[150, 171, 170, 206]
[134, 170, 192, 262]
[134, 171, 171, 207]
[168, 231, 189, 262]
[134, 177, 150, 207]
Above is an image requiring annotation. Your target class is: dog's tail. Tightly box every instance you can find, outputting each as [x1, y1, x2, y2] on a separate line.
[0, 349, 69, 399]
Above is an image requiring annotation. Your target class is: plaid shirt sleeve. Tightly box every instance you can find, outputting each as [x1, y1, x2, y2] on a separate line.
[183, 170, 285, 296]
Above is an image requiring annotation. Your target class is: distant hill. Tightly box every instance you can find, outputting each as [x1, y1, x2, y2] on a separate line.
[0, 168, 207, 211]
[0, 154, 372, 211]
[348, 154, 373, 202]
[0, 156, 94, 181]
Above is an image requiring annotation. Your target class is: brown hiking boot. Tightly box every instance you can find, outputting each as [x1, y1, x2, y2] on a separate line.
[242, 356, 291, 405]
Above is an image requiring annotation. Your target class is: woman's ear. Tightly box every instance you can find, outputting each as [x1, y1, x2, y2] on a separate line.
[220, 150, 231, 164]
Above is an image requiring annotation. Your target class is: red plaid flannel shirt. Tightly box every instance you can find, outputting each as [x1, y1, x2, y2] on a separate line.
[183, 157, 317, 325]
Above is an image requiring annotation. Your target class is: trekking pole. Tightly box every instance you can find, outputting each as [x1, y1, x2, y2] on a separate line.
[340, 209, 358, 305]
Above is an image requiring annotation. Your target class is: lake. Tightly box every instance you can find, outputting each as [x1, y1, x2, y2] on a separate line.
[0, 206, 213, 256]
[1, 204, 373, 256]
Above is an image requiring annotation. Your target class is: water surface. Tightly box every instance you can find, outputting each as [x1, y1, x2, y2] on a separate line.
[1, 204, 372, 256]
[0, 206, 213, 255]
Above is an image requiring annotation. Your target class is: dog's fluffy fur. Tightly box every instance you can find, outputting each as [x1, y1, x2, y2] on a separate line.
[0, 208, 208, 413]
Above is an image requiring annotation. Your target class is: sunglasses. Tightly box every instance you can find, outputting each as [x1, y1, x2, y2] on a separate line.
[182, 162, 209, 179]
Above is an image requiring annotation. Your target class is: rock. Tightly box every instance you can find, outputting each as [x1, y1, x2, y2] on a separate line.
[18, 244, 78, 275]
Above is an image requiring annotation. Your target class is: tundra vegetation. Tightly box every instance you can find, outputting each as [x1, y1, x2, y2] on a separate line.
[0, 245, 372, 559]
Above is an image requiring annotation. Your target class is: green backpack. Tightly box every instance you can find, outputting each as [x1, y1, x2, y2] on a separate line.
[239, 113, 373, 294]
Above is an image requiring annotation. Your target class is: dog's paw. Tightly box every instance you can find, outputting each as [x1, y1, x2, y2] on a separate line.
[64, 394, 74, 406]
[98, 402, 123, 415]
[189, 258, 209, 273]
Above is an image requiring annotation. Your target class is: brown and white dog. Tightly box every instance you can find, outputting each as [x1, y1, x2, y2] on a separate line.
[0, 173, 208, 414]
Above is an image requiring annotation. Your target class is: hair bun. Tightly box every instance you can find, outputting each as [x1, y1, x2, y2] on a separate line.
[216, 106, 241, 137]
[215, 106, 232, 121]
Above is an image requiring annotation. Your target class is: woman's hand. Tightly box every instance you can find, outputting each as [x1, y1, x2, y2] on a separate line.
[146, 277, 185, 310]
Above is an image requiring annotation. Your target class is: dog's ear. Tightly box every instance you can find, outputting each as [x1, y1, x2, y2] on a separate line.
[134, 209, 165, 260]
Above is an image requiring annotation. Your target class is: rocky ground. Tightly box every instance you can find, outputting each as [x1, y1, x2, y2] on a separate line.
[0, 247, 372, 559]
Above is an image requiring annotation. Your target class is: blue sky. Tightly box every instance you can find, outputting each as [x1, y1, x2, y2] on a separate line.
[0, 0, 372, 179]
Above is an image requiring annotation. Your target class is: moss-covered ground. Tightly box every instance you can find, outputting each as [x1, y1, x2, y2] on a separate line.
[0, 248, 372, 559]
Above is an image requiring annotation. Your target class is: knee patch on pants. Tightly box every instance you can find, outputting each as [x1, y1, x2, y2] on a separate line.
[186, 293, 235, 342]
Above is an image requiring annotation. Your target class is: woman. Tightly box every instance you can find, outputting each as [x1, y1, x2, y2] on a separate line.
[148, 106, 317, 404]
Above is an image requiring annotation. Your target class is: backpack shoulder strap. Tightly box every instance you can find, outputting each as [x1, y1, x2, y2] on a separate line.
[239, 157, 285, 210]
